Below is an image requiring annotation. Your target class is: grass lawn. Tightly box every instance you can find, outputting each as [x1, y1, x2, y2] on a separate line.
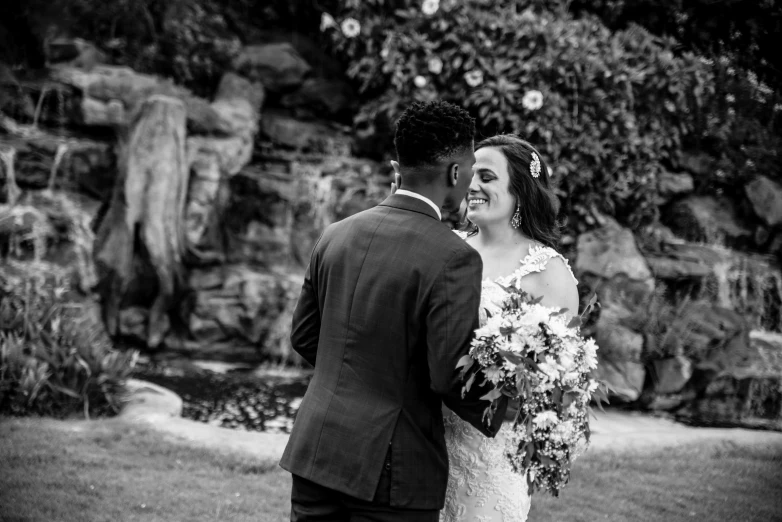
[1, 416, 781, 522]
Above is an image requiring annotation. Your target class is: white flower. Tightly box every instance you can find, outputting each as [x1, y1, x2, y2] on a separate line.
[561, 371, 580, 386]
[521, 90, 544, 111]
[725, 94, 735, 104]
[533, 410, 558, 429]
[517, 304, 550, 328]
[582, 338, 598, 370]
[537, 356, 561, 381]
[547, 316, 572, 338]
[422, 0, 440, 15]
[320, 12, 337, 32]
[428, 57, 443, 74]
[380, 48, 389, 59]
[341, 18, 361, 38]
[485, 365, 503, 384]
[464, 69, 483, 87]
[558, 354, 576, 373]
[550, 419, 577, 444]
[413, 75, 427, 88]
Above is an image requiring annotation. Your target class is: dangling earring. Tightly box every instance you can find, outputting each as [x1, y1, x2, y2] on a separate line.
[511, 206, 521, 229]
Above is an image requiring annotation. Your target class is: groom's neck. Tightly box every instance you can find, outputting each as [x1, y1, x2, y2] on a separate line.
[399, 184, 444, 209]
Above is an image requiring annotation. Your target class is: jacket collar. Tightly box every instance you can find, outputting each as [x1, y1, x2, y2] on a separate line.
[378, 194, 441, 221]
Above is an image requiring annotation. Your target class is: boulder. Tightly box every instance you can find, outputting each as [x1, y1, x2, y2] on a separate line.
[187, 265, 301, 359]
[576, 218, 654, 285]
[260, 110, 352, 155]
[679, 331, 782, 429]
[664, 195, 753, 247]
[657, 171, 694, 199]
[592, 359, 646, 402]
[0, 134, 116, 199]
[652, 356, 693, 394]
[281, 78, 357, 119]
[595, 321, 644, 362]
[232, 43, 311, 93]
[223, 170, 295, 268]
[50, 65, 238, 135]
[686, 305, 749, 363]
[643, 242, 724, 280]
[745, 175, 782, 227]
[46, 38, 106, 70]
[677, 151, 713, 177]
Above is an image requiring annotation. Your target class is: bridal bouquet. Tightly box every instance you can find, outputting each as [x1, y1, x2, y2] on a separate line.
[457, 288, 604, 497]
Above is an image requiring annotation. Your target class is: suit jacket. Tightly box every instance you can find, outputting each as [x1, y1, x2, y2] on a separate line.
[279, 194, 506, 510]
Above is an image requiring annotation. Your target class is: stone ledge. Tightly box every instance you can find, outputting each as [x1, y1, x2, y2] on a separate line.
[118, 378, 288, 465]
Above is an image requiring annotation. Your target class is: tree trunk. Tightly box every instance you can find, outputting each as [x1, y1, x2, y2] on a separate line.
[94, 95, 189, 348]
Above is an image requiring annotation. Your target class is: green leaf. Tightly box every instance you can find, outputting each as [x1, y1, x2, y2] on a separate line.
[480, 388, 503, 402]
[463, 373, 477, 397]
[456, 355, 474, 370]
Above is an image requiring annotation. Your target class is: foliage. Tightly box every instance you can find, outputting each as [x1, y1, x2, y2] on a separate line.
[567, 0, 782, 92]
[320, 0, 782, 232]
[0, 265, 138, 418]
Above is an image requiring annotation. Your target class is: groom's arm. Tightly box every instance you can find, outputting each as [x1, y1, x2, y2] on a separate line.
[290, 239, 323, 367]
[427, 247, 507, 438]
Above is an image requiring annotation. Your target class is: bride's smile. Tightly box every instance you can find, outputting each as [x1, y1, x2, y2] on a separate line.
[466, 147, 517, 228]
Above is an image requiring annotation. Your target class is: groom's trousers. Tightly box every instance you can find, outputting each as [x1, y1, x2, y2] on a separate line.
[290, 448, 439, 522]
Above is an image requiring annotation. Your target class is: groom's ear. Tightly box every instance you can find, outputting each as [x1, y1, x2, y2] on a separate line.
[390, 161, 402, 189]
[447, 163, 459, 187]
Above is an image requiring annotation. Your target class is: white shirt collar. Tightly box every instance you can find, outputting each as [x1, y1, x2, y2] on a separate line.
[394, 190, 442, 220]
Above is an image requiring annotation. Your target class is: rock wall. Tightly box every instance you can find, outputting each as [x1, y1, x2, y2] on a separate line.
[1, 39, 387, 366]
[1, 37, 780, 429]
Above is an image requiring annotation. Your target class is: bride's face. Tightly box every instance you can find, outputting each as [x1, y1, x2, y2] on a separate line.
[466, 147, 516, 228]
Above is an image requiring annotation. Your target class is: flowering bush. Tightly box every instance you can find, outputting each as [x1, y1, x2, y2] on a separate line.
[0, 265, 138, 418]
[459, 286, 604, 496]
[319, 0, 781, 232]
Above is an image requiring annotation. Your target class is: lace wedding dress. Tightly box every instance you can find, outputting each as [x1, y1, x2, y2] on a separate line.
[440, 241, 578, 522]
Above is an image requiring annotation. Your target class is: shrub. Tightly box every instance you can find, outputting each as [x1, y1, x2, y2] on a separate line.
[0, 264, 138, 418]
[320, 0, 781, 232]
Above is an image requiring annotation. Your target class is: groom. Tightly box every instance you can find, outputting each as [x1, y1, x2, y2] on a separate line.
[280, 101, 506, 521]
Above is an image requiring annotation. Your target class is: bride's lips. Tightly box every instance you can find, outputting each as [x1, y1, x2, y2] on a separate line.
[467, 197, 488, 209]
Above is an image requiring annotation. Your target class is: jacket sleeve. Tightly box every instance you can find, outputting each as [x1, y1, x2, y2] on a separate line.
[426, 246, 507, 438]
[289, 237, 323, 367]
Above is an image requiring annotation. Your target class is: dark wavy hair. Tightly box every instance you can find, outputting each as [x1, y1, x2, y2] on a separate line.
[471, 134, 561, 249]
[394, 101, 476, 168]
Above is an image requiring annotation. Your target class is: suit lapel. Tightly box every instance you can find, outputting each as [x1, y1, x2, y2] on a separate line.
[378, 194, 441, 221]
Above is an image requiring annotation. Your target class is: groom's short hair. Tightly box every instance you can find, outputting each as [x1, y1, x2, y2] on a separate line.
[394, 101, 476, 168]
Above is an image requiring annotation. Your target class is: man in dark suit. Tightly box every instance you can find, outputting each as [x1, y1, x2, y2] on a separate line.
[280, 101, 506, 521]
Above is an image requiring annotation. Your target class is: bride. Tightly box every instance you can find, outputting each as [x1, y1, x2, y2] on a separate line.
[441, 134, 579, 522]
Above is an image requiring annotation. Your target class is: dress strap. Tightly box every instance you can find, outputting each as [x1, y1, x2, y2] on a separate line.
[497, 245, 578, 287]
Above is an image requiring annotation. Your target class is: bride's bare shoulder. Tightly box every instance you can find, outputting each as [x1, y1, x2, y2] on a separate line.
[520, 254, 580, 316]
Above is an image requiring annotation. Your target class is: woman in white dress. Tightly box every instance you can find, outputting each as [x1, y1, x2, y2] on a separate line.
[440, 135, 580, 522]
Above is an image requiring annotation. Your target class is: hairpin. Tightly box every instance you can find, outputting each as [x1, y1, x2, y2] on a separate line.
[530, 152, 541, 178]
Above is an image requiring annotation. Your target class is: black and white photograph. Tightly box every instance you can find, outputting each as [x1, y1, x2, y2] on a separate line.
[1, 1, 781, 521]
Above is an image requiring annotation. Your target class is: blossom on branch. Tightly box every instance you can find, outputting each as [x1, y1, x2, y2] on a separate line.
[414, 75, 428, 88]
[320, 12, 337, 32]
[464, 69, 483, 87]
[422, 0, 440, 16]
[428, 57, 443, 74]
[341, 18, 361, 38]
[522, 89, 544, 111]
